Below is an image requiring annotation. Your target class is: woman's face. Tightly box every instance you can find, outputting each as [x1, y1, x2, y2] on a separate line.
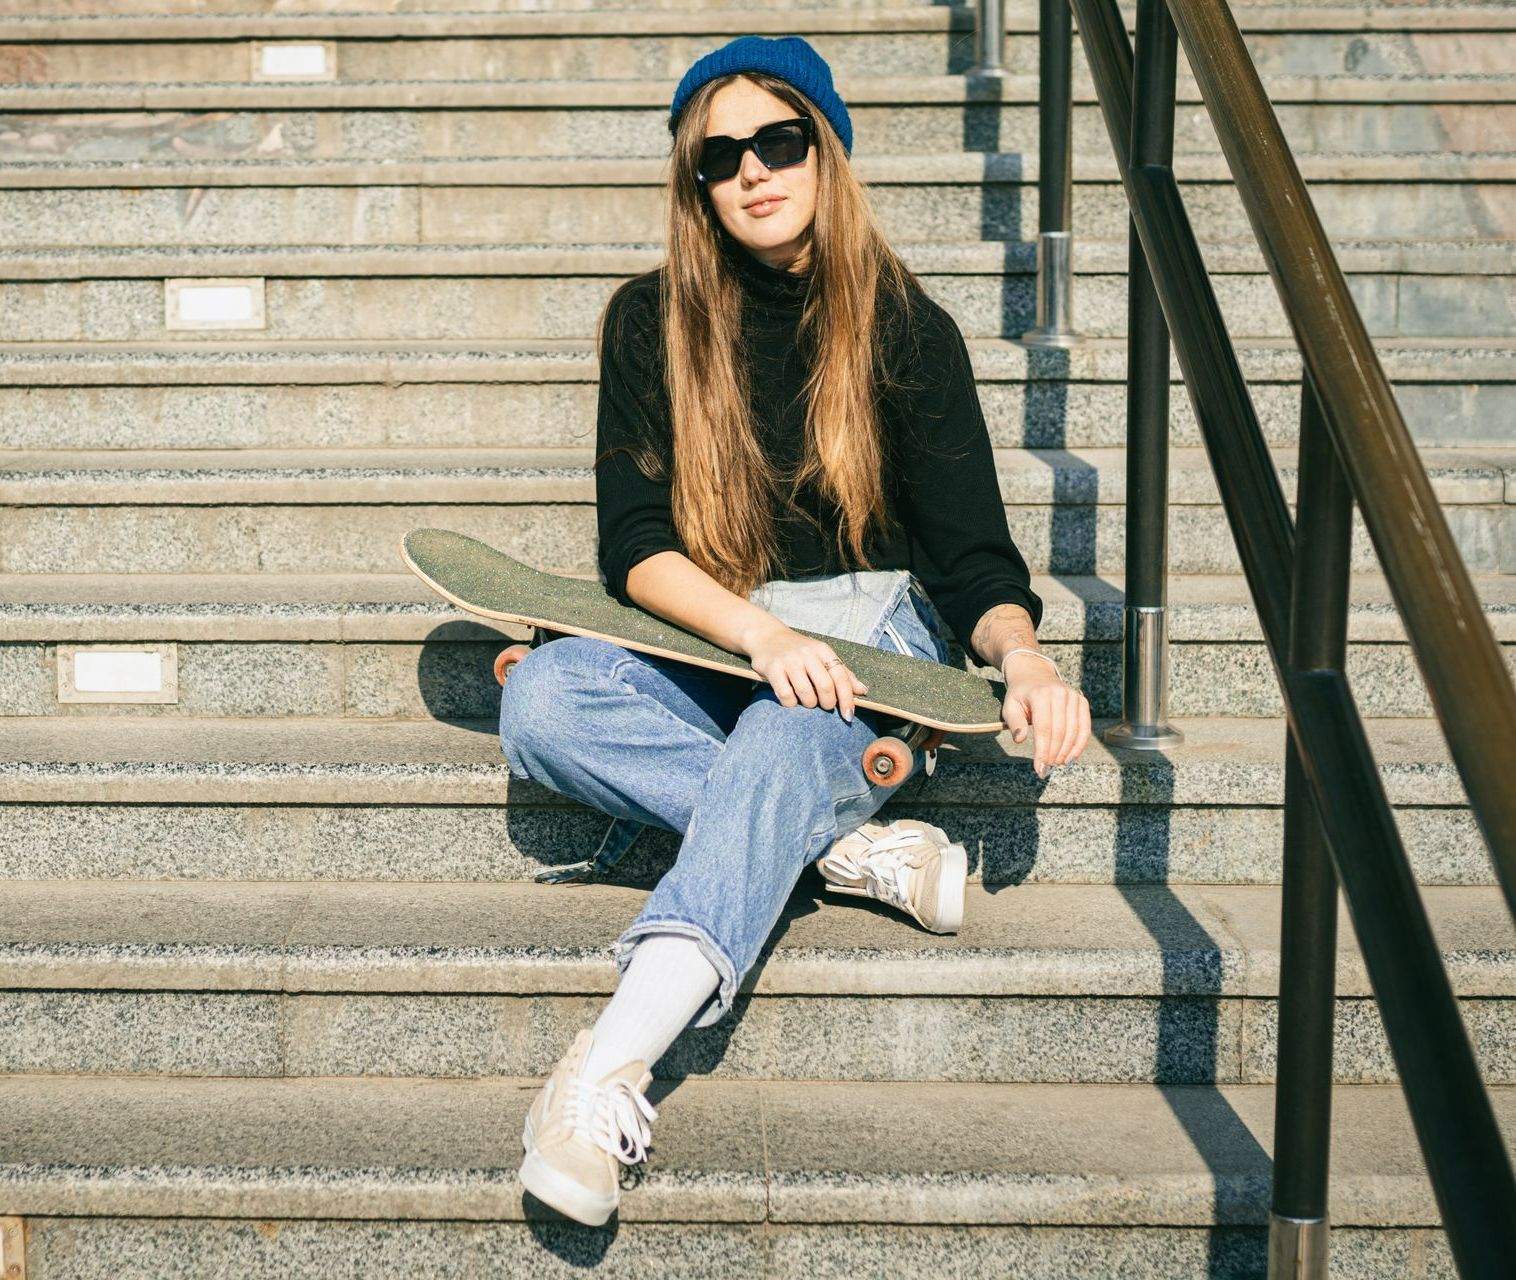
[701, 78, 818, 274]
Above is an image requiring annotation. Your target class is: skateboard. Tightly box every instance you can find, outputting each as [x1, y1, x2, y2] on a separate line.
[400, 528, 1009, 791]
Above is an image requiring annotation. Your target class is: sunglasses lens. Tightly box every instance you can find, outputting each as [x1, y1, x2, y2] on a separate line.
[757, 123, 808, 168]
[697, 140, 741, 183]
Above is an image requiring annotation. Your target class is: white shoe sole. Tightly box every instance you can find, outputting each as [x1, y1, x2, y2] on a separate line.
[520, 1117, 618, 1226]
[823, 841, 968, 934]
[933, 842, 967, 933]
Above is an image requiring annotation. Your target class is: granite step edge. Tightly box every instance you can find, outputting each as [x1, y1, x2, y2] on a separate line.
[0, 880, 1509, 999]
[0, 1075, 1510, 1227]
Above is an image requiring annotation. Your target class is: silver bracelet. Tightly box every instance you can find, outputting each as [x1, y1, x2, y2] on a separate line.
[1001, 647, 1061, 681]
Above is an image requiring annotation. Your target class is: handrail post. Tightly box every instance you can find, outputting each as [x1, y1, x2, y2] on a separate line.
[1021, 0, 1079, 346]
[1104, 0, 1182, 750]
[971, 0, 1008, 76]
[1268, 372, 1349, 1280]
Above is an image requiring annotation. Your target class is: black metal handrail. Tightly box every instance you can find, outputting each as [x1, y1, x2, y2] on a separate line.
[1014, 0, 1516, 1272]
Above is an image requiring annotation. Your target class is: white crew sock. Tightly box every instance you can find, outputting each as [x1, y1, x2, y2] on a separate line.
[580, 932, 722, 1082]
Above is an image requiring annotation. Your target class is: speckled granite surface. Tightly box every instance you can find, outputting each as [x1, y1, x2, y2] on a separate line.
[1, 1076, 1511, 1229]
[0, 881, 1509, 1083]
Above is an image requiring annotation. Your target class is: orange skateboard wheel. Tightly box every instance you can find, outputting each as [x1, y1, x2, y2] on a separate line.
[862, 736, 914, 787]
[494, 643, 533, 686]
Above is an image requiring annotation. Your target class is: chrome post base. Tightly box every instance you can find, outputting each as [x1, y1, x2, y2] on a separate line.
[1022, 231, 1080, 347]
[1267, 1213, 1329, 1280]
[1103, 604, 1184, 750]
[1103, 719, 1185, 750]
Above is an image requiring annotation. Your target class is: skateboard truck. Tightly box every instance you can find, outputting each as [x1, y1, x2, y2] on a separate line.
[866, 720, 947, 784]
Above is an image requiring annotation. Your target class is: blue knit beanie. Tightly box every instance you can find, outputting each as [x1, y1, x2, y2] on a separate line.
[669, 35, 853, 157]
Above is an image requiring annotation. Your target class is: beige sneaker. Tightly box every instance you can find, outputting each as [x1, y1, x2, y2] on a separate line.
[519, 1028, 658, 1225]
[818, 817, 967, 933]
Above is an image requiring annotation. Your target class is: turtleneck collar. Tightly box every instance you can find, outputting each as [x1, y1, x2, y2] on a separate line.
[717, 227, 811, 311]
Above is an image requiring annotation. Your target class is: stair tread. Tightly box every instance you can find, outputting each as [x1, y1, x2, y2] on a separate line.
[1, 1072, 1511, 1225]
[11, 3, 1516, 40]
[5, 150, 1514, 187]
[0, 714, 1476, 806]
[3, 239, 1512, 279]
[4, 335, 1515, 385]
[1, 570, 1511, 643]
[1, 879, 1510, 999]
[1, 443, 1509, 506]
[5, 71, 1516, 109]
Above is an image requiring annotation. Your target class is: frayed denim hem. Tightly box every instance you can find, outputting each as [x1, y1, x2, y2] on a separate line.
[610, 916, 740, 1030]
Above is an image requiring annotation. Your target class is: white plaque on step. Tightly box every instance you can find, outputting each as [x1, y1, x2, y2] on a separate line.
[58, 644, 179, 704]
[254, 42, 334, 80]
[165, 278, 266, 331]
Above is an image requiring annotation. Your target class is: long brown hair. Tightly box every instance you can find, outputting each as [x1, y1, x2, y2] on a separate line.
[596, 71, 928, 601]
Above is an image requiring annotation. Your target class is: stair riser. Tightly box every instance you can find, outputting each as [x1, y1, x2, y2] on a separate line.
[1, 988, 1509, 1085]
[1, 379, 1512, 451]
[2, 504, 1510, 574]
[0, 803, 1490, 886]
[5, 182, 1511, 247]
[2, 272, 1508, 340]
[2, 102, 1505, 162]
[2, 1217, 1460, 1280]
[3, 638, 1511, 719]
[8, 31, 1495, 84]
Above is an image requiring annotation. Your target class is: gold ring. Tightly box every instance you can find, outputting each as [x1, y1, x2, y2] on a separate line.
[821, 656, 843, 670]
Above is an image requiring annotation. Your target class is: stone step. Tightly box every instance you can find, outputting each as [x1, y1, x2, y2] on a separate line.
[1, 243, 1510, 341]
[2, 444, 1504, 506]
[4, 157, 1513, 247]
[7, 71, 1515, 114]
[1, 337, 1511, 451]
[0, 1073, 1509, 1277]
[10, 0, 1514, 12]
[12, 3, 1516, 43]
[3, 569, 1511, 645]
[0, 22, 1508, 85]
[3, 495, 1508, 576]
[1, 446, 1510, 576]
[5, 98, 1511, 163]
[8, 150, 1516, 191]
[2, 572, 1511, 721]
[0, 715, 1494, 886]
[1, 880, 1511, 1084]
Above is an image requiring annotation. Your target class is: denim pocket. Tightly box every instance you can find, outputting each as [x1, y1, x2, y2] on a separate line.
[877, 591, 942, 665]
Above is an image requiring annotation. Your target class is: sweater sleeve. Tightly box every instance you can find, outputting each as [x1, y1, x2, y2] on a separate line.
[890, 296, 1043, 664]
[594, 280, 688, 606]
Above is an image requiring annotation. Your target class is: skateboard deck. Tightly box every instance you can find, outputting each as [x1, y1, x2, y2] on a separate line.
[400, 528, 1008, 736]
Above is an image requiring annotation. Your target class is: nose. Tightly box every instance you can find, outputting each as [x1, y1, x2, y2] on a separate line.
[738, 145, 772, 182]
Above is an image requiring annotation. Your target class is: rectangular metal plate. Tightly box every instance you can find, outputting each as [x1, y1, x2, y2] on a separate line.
[165, 278, 266, 331]
[58, 644, 179, 704]
[253, 41, 335, 80]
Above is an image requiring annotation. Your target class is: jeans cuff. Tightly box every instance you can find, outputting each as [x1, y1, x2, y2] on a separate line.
[610, 916, 740, 1030]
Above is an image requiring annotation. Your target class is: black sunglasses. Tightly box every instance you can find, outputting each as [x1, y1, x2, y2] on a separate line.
[695, 116, 815, 185]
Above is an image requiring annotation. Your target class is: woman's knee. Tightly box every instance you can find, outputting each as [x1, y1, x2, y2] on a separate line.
[498, 635, 624, 763]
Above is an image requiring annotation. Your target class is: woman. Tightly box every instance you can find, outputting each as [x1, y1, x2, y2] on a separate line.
[502, 35, 1092, 1225]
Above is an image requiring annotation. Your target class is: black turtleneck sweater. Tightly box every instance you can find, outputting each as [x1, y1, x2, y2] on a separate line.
[593, 234, 1043, 666]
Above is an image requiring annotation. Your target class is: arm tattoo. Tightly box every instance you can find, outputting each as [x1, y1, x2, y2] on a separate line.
[968, 603, 1040, 671]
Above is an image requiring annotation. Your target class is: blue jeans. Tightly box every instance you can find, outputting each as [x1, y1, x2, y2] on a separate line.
[497, 567, 953, 1029]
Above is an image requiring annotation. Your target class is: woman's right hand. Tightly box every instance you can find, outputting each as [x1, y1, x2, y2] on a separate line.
[741, 618, 869, 722]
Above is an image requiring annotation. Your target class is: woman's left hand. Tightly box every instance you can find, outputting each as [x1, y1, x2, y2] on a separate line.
[999, 652, 1092, 779]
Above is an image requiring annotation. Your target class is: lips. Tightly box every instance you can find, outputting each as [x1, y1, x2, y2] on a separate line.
[745, 196, 786, 215]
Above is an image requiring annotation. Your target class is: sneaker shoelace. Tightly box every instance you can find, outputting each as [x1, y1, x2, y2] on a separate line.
[563, 1073, 659, 1166]
[820, 825, 931, 912]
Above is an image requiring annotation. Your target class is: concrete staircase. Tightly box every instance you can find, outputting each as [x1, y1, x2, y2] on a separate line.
[1, 2, 1513, 1276]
